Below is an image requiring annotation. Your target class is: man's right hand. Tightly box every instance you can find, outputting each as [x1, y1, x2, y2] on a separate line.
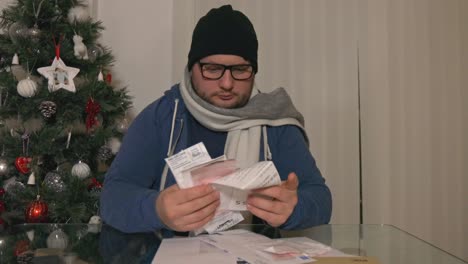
[156, 184, 220, 232]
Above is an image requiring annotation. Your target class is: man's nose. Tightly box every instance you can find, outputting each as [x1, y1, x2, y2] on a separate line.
[219, 70, 234, 90]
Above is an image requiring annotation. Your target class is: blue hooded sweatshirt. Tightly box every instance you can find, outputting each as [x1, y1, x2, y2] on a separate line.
[100, 84, 332, 234]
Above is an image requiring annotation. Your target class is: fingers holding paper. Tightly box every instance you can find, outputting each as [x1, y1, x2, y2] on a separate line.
[156, 184, 220, 232]
[247, 172, 299, 227]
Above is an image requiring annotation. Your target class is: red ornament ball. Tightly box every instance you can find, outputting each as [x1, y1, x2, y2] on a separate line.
[25, 195, 48, 223]
[0, 188, 5, 196]
[15, 156, 32, 174]
[0, 201, 5, 213]
[14, 240, 30, 256]
[105, 72, 112, 84]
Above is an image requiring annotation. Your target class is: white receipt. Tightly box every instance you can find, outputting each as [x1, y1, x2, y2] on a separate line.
[165, 142, 282, 234]
[212, 161, 281, 210]
[164, 143, 213, 188]
[165, 143, 243, 233]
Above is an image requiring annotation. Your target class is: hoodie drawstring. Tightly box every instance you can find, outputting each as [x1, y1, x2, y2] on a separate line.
[262, 126, 272, 161]
[167, 99, 179, 156]
[160, 99, 183, 191]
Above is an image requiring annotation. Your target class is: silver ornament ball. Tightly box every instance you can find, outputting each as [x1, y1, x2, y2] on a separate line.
[8, 22, 27, 44]
[28, 25, 42, 42]
[116, 118, 130, 133]
[17, 77, 38, 98]
[71, 161, 91, 179]
[47, 229, 69, 249]
[87, 45, 103, 62]
[0, 158, 9, 176]
[3, 179, 25, 196]
[97, 146, 112, 161]
[44, 172, 66, 193]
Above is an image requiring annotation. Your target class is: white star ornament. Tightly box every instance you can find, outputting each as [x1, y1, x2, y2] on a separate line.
[37, 57, 80, 93]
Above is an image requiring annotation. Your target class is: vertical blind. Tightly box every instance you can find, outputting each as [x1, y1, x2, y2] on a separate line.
[363, 0, 467, 259]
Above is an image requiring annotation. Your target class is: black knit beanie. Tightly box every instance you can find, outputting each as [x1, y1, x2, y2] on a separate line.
[187, 5, 258, 73]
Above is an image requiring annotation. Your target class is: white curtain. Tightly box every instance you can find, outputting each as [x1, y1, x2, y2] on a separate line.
[173, 0, 467, 259]
[363, 0, 468, 260]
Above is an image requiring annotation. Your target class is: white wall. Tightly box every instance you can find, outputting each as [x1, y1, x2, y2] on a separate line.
[93, 0, 173, 115]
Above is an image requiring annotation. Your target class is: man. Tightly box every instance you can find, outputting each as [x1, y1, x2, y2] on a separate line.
[100, 5, 331, 234]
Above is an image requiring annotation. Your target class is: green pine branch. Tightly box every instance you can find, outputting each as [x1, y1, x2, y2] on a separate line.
[0, 0, 132, 226]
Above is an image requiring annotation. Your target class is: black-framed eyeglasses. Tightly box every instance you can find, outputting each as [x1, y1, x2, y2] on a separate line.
[198, 61, 254, 81]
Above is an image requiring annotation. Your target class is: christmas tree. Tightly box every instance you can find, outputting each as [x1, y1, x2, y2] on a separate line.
[0, 0, 132, 227]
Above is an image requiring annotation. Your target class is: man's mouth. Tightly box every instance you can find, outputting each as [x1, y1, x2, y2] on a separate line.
[218, 94, 234, 100]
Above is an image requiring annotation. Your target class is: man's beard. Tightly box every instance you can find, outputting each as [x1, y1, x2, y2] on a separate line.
[191, 82, 252, 109]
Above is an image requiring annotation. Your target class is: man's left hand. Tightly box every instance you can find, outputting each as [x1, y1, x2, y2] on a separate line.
[247, 172, 299, 227]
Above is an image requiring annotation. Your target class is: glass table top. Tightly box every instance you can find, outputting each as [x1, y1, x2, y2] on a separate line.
[0, 224, 465, 264]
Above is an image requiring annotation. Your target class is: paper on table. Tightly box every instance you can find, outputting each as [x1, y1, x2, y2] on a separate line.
[152, 237, 238, 264]
[198, 230, 316, 264]
[268, 238, 332, 256]
[313, 257, 381, 264]
[153, 230, 354, 264]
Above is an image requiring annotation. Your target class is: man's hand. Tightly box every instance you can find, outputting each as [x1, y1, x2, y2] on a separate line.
[156, 184, 220, 232]
[247, 172, 299, 227]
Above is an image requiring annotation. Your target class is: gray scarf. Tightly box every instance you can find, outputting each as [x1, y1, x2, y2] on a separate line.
[180, 68, 306, 169]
